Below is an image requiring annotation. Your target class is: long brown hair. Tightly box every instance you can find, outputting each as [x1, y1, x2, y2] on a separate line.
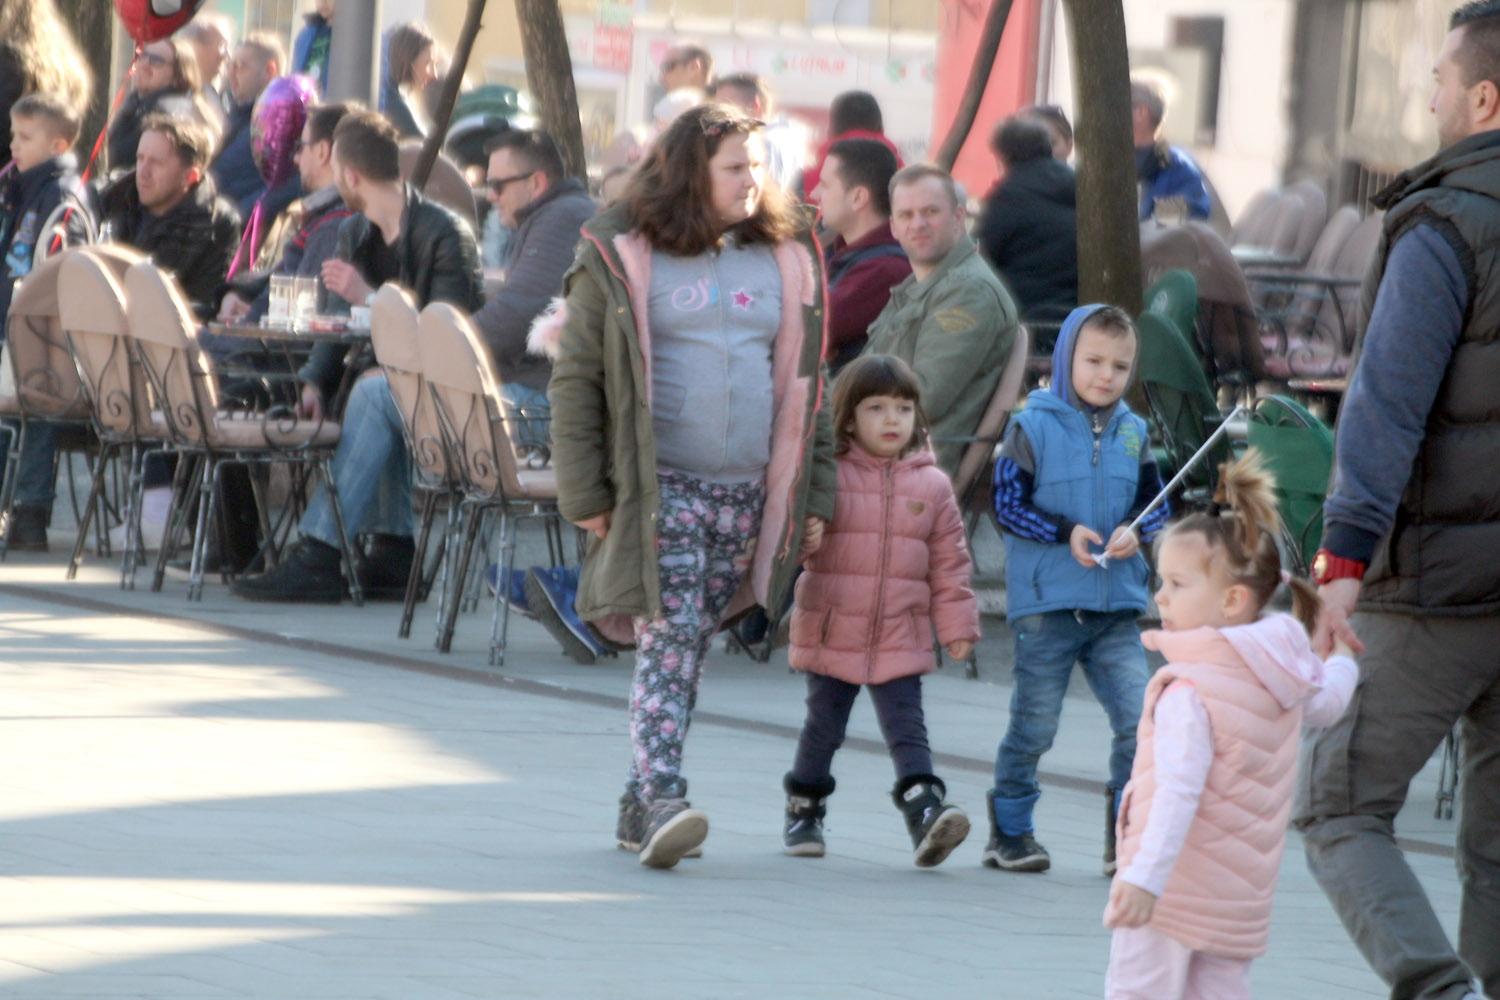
[1164, 449, 1322, 633]
[830, 354, 930, 457]
[626, 102, 799, 255]
[387, 23, 435, 88]
[0, 0, 92, 127]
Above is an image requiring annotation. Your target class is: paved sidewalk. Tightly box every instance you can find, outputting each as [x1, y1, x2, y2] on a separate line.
[0, 552, 1466, 999]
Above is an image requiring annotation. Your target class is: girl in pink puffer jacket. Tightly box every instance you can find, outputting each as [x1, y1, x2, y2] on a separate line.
[781, 354, 981, 868]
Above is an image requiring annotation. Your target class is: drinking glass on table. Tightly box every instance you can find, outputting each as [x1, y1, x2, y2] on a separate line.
[267, 276, 294, 327]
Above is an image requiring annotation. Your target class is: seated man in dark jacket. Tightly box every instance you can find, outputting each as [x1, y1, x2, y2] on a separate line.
[212, 33, 285, 216]
[977, 115, 1077, 333]
[98, 113, 242, 315]
[233, 109, 483, 604]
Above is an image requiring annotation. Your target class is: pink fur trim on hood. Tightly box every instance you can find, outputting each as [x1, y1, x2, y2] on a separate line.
[527, 297, 567, 359]
[1143, 613, 1325, 710]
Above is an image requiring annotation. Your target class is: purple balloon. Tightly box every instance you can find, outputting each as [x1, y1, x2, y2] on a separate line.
[251, 76, 318, 187]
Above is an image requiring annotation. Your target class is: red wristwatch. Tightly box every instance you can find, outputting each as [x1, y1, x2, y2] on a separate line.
[1311, 549, 1367, 585]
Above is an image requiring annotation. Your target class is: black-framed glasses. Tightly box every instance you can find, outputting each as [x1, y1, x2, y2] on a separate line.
[486, 171, 535, 196]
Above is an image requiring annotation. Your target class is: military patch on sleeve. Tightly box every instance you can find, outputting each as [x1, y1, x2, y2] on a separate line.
[933, 307, 975, 334]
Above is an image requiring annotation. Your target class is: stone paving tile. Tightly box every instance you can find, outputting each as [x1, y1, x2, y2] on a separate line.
[0, 574, 1469, 998]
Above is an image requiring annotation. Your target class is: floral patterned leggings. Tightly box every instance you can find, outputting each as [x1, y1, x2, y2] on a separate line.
[628, 471, 764, 802]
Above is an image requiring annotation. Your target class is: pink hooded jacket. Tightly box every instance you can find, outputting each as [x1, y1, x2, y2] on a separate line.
[1114, 614, 1353, 959]
[788, 444, 981, 685]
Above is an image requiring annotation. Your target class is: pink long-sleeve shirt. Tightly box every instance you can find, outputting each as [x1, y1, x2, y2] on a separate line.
[1120, 653, 1360, 897]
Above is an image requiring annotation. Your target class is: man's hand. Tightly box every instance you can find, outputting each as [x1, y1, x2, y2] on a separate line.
[946, 640, 974, 662]
[320, 259, 372, 305]
[1103, 880, 1157, 929]
[574, 512, 611, 541]
[297, 382, 324, 422]
[1070, 524, 1105, 568]
[1105, 525, 1140, 561]
[218, 291, 252, 322]
[799, 516, 826, 560]
[1313, 578, 1364, 658]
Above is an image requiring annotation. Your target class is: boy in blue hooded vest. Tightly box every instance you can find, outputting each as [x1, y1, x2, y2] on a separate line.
[984, 304, 1169, 876]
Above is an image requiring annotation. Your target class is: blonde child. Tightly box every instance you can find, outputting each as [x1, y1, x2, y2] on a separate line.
[781, 354, 981, 867]
[1103, 451, 1359, 999]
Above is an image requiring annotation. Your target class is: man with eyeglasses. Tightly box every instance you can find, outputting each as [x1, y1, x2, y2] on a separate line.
[472, 128, 597, 657]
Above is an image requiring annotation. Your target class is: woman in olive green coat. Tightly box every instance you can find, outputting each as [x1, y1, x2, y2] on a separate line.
[536, 104, 836, 869]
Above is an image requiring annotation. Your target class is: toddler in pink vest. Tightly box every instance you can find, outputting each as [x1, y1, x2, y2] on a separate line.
[1103, 450, 1359, 999]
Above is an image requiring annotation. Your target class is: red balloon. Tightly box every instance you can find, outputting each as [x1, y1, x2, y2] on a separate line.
[112, 0, 208, 44]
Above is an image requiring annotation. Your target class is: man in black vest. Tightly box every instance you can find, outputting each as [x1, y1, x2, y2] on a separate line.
[1297, 4, 1500, 998]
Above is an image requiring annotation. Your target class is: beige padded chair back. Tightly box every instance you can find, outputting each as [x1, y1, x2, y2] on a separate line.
[1286, 180, 1329, 262]
[398, 141, 478, 229]
[123, 261, 220, 446]
[5, 252, 89, 421]
[59, 249, 152, 438]
[954, 325, 1030, 502]
[371, 283, 450, 486]
[1303, 205, 1361, 276]
[1231, 188, 1283, 248]
[418, 302, 520, 499]
[1321, 210, 1384, 346]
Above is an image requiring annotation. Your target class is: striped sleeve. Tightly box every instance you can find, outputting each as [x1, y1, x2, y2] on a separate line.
[993, 423, 1073, 544]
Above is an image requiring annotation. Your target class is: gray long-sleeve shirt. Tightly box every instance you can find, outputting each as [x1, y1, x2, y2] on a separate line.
[472, 178, 597, 392]
[648, 238, 782, 484]
[1322, 224, 1468, 563]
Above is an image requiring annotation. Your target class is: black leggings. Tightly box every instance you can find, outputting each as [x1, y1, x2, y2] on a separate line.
[790, 672, 932, 784]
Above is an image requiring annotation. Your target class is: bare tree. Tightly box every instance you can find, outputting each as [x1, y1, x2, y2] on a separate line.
[55, 0, 114, 175]
[1063, 0, 1142, 312]
[933, 0, 1015, 172]
[514, 0, 587, 178]
[414, 0, 489, 190]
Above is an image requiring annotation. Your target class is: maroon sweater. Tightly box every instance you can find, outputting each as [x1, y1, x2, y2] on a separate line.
[824, 222, 912, 359]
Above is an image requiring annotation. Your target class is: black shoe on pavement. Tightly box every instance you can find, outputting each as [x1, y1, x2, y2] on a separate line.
[4, 505, 49, 552]
[361, 534, 415, 600]
[639, 782, 708, 870]
[231, 537, 344, 603]
[893, 774, 970, 868]
[981, 788, 1051, 872]
[783, 774, 835, 858]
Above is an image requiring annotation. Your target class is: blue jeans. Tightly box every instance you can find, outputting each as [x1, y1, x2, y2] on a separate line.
[301, 373, 412, 547]
[991, 609, 1148, 836]
[3, 419, 59, 508]
[501, 382, 549, 453]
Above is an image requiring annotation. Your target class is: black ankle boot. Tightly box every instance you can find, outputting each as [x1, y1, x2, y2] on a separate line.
[231, 537, 344, 603]
[361, 534, 415, 599]
[783, 774, 835, 858]
[892, 774, 970, 868]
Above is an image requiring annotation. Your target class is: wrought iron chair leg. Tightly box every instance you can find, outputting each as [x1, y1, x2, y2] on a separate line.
[188, 457, 219, 602]
[152, 452, 196, 592]
[68, 441, 113, 580]
[120, 444, 147, 591]
[0, 419, 24, 562]
[319, 455, 363, 607]
[490, 507, 520, 667]
[401, 489, 440, 639]
[439, 502, 483, 653]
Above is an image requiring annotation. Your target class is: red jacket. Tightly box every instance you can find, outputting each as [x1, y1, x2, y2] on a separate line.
[824, 222, 911, 360]
[789, 445, 980, 685]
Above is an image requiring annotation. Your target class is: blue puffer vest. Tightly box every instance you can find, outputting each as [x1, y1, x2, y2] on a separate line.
[1003, 389, 1151, 621]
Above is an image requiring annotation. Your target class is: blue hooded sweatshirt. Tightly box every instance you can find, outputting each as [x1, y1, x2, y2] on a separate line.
[993, 303, 1165, 620]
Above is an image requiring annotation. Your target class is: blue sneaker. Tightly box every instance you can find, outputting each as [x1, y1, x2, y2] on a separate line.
[524, 565, 607, 664]
[485, 563, 536, 618]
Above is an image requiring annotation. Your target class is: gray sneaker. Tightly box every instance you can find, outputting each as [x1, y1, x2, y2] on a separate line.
[616, 790, 646, 851]
[639, 797, 709, 869]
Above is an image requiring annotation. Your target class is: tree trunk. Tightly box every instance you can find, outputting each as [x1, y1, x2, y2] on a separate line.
[514, 0, 587, 178]
[55, 0, 115, 177]
[1063, 0, 1143, 313]
[933, 0, 1015, 172]
[414, 0, 489, 191]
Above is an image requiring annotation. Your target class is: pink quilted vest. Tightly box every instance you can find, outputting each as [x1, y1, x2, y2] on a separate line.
[1115, 625, 1307, 959]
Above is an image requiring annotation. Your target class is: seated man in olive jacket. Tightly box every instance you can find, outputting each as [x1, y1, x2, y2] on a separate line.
[866, 164, 1018, 478]
[233, 109, 483, 604]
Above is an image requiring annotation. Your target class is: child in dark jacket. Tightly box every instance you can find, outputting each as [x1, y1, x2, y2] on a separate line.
[0, 93, 93, 552]
[1, 94, 92, 320]
[985, 303, 1170, 876]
